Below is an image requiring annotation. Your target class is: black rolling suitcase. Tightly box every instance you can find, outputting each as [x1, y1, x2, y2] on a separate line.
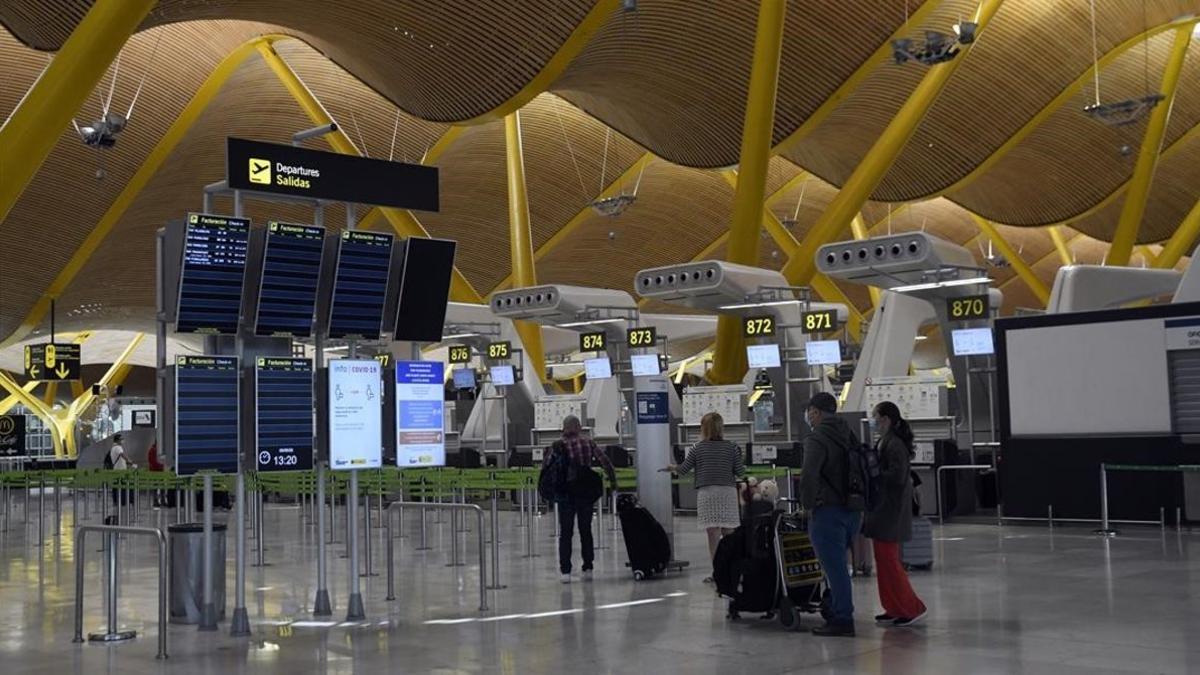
[616, 494, 671, 580]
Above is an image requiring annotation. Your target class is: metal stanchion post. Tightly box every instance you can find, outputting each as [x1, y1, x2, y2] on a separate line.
[415, 478, 431, 551]
[230, 471, 250, 636]
[54, 477, 62, 536]
[385, 507, 396, 601]
[488, 490, 506, 589]
[345, 470, 365, 621]
[362, 483, 376, 577]
[36, 474, 45, 547]
[313, 462, 332, 616]
[254, 484, 267, 567]
[199, 475, 217, 631]
[1096, 464, 1117, 537]
[86, 530, 137, 642]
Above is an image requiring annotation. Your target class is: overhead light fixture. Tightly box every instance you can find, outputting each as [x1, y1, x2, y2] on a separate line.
[717, 299, 802, 310]
[548, 361, 584, 368]
[590, 194, 636, 217]
[892, 24, 972, 66]
[556, 318, 625, 328]
[914, 335, 928, 341]
[953, 21, 977, 44]
[1083, 94, 1165, 127]
[891, 277, 992, 293]
[323, 346, 348, 353]
[440, 332, 479, 340]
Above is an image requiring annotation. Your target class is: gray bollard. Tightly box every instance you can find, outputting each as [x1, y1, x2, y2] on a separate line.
[87, 530, 136, 643]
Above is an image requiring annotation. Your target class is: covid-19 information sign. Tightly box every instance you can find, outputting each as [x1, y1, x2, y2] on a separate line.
[328, 359, 381, 470]
[394, 361, 445, 467]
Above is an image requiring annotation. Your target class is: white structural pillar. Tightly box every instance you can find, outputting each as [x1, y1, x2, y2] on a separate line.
[634, 375, 673, 538]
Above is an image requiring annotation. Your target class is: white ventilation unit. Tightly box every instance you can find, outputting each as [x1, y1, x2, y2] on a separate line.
[816, 232, 977, 287]
[490, 285, 636, 324]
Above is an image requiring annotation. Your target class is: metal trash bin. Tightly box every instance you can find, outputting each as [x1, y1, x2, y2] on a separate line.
[168, 522, 226, 624]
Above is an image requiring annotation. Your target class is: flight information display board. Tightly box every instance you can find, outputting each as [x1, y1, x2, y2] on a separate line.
[328, 359, 382, 470]
[394, 361, 445, 467]
[255, 221, 325, 337]
[255, 358, 314, 472]
[176, 214, 250, 334]
[328, 230, 394, 340]
[175, 355, 239, 476]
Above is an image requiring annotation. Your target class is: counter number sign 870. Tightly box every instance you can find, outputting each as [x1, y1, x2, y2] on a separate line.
[947, 295, 989, 321]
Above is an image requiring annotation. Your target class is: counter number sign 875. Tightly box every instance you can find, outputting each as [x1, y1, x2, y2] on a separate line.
[487, 341, 510, 360]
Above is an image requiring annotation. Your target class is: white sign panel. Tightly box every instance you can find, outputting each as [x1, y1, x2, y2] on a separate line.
[951, 327, 994, 356]
[395, 360, 446, 467]
[805, 340, 842, 366]
[1165, 317, 1200, 351]
[490, 365, 515, 386]
[630, 353, 661, 377]
[584, 357, 613, 380]
[328, 359, 382, 470]
[747, 343, 781, 369]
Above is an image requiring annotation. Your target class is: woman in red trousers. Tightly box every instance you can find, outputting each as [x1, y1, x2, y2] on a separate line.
[864, 401, 927, 627]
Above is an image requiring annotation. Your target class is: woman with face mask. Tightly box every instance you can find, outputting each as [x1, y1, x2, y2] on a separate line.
[864, 401, 927, 627]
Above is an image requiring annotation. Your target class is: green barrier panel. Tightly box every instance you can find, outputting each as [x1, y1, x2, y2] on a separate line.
[1102, 463, 1200, 473]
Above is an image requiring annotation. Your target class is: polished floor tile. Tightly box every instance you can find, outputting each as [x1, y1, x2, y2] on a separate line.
[2, 492, 1199, 674]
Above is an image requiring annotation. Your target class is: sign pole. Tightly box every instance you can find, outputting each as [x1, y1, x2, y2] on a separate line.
[345, 468, 365, 621]
[199, 474, 217, 631]
[230, 469, 250, 636]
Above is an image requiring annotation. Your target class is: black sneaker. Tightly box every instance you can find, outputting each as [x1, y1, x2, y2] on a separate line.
[874, 613, 896, 623]
[892, 610, 927, 627]
[811, 622, 856, 637]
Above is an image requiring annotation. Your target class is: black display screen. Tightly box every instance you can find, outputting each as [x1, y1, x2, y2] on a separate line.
[255, 358, 314, 472]
[328, 230, 394, 340]
[175, 355, 239, 476]
[176, 214, 249, 334]
[393, 238, 457, 342]
[255, 221, 325, 337]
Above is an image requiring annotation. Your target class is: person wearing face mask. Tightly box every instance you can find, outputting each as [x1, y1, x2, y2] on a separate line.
[864, 401, 927, 627]
[799, 392, 862, 637]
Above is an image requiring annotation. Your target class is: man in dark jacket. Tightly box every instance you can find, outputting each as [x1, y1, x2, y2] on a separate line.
[800, 392, 862, 637]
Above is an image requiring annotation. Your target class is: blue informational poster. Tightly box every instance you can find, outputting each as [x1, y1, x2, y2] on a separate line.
[636, 391, 670, 425]
[395, 360, 446, 467]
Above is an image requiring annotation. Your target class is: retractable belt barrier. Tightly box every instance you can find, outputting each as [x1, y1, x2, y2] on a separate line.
[1096, 463, 1200, 536]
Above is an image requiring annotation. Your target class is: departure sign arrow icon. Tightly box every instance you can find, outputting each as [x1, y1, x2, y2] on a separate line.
[29, 365, 40, 378]
[55, 364, 70, 379]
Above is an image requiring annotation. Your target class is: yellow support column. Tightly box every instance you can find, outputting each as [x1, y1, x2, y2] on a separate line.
[503, 112, 548, 384]
[0, 372, 64, 457]
[1048, 226, 1073, 266]
[0, 0, 157, 224]
[710, 0, 788, 385]
[1108, 26, 1193, 266]
[849, 214, 882, 308]
[780, 0, 1004, 288]
[0, 382, 41, 416]
[256, 41, 482, 304]
[1155, 198, 1200, 269]
[972, 215, 1050, 306]
[42, 382, 58, 407]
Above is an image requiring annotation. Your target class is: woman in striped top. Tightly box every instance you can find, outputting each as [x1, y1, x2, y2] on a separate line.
[663, 412, 746, 572]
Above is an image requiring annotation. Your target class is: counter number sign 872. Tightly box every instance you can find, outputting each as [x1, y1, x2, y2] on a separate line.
[742, 316, 775, 337]
[947, 295, 989, 321]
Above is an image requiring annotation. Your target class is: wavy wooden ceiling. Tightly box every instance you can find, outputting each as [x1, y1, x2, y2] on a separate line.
[3, 1, 1200, 347]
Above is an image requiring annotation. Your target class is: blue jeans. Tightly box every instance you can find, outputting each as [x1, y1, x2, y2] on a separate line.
[810, 506, 863, 624]
[556, 497, 596, 574]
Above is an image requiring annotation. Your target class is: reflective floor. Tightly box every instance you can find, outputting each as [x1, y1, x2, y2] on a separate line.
[3, 490, 1200, 674]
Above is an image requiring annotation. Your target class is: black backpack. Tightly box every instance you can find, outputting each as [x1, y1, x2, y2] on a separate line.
[846, 442, 882, 513]
[103, 450, 114, 470]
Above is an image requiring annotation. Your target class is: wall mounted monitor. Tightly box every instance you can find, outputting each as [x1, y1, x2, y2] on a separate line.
[747, 343, 782, 369]
[176, 214, 249, 334]
[452, 368, 476, 390]
[327, 359, 382, 470]
[951, 327, 995, 356]
[255, 221, 325, 337]
[327, 231, 394, 340]
[490, 365, 515, 387]
[804, 340, 842, 366]
[255, 357, 314, 472]
[630, 353, 661, 377]
[174, 355, 239, 475]
[393, 238, 457, 342]
[394, 361, 445, 467]
[584, 357, 613, 380]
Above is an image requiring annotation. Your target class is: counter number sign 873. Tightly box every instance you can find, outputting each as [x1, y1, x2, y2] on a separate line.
[627, 327, 656, 348]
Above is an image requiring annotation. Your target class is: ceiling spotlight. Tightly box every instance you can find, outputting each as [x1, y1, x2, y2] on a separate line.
[953, 21, 977, 44]
[891, 38, 914, 64]
[1083, 94, 1165, 127]
[590, 194, 636, 217]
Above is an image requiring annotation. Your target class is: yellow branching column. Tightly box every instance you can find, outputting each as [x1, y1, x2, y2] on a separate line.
[504, 112, 548, 384]
[709, 0, 788, 385]
[1108, 26, 1193, 266]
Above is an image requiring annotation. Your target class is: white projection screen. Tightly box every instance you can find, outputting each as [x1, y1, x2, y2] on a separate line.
[1005, 318, 1172, 436]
